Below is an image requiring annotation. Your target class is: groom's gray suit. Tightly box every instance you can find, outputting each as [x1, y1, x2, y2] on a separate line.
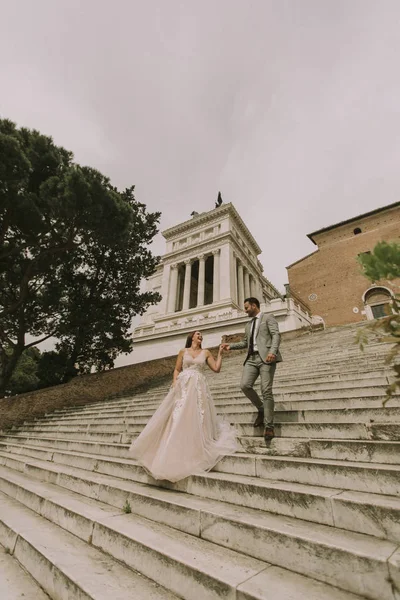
[229, 313, 282, 427]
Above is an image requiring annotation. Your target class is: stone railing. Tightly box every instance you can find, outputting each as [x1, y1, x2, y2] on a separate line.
[284, 284, 311, 316]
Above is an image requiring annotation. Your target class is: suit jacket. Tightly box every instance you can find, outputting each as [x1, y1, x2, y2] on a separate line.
[229, 313, 282, 364]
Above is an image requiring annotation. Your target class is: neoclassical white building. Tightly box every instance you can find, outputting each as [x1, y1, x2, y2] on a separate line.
[131, 203, 311, 363]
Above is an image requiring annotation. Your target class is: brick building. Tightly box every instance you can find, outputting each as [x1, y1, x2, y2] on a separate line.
[286, 202, 400, 327]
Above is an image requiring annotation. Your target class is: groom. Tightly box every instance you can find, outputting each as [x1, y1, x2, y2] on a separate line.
[221, 297, 282, 443]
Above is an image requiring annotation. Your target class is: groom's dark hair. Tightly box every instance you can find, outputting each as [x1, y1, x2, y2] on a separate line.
[244, 297, 260, 308]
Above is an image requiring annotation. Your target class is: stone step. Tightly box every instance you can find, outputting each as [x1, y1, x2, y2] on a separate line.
[0, 433, 311, 460]
[156, 377, 392, 397]
[216, 454, 400, 501]
[0, 490, 178, 600]
[263, 357, 387, 371]
[6, 429, 128, 443]
[309, 439, 400, 464]
[0, 541, 51, 600]
[218, 367, 390, 380]
[12, 419, 400, 443]
[0, 434, 132, 459]
[237, 422, 400, 440]
[0, 474, 298, 600]
[237, 435, 400, 464]
[2, 447, 400, 545]
[37, 396, 400, 427]
[26, 406, 400, 431]
[1, 439, 399, 499]
[0, 464, 391, 600]
[7, 419, 400, 446]
[4, 420, 400, 467]
[108, 386, 398, 406]
[45, 390, 394, 420]
[43, 369, 393, 417]
[227, 406, 400, 424]
[276, 346, 388, 359]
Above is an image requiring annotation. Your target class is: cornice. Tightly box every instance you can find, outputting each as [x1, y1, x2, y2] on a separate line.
[162, 203, 262, 255]
[161, 231, 232, 264]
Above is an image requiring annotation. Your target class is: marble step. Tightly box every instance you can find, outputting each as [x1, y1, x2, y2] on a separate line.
[0, 541, 50, 600]
[0, 491, 178, 600]
[237, 435, 400, 463]
[2, 428, 399, 467]
[42, 370, 392, 417]
[237, 422, 400, 440]
[147, 369, 391, 393]
[0, 434, 132, 459]
[309, 439, 400, 464]
[44, 390, 394, 419]
[9, 421, 400, 444]
[1, 448, 400, 542]
[216, 454, 400, 501]
[36, 397, 400, 428]
[211, 381, 388, 400]
[0, 433, 312, 460]
[160, 377, 392, 396]
[0, 477, 302, 600]
[30, 406, 400, 428]
[23, 421, 397, 442]
[1, 440, 400, 499]
[0, 464, 391, 600]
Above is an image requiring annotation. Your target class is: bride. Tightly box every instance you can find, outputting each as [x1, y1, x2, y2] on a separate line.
[129, 331, 238, 482]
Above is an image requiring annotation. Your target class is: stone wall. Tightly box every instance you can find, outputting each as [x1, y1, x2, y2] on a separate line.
[287, 205, 400, 327]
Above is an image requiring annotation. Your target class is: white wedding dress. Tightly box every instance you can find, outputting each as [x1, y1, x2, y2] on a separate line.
[129, 349, 238, 482]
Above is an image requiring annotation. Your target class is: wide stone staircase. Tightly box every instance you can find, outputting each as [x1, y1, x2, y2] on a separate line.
[0, 323, 399, 599]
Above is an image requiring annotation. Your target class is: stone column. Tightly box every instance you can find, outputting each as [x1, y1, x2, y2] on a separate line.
[197, 254, 205, 307]
[212, 249, 220, 303]
[258, 281, 264, 304]
[219, 244, 232, 300]
[244, 269, 250, 299]
[251, 275, 259, 298]
[167, 263, 178, 313]
[182, 259, 192, 311]
[237, 262, 244, 307]
[232, 253, 238, 304]
[159, 262, 171, 314]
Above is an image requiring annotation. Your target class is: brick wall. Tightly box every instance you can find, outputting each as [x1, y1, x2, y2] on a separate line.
[287, 205, 400, 327]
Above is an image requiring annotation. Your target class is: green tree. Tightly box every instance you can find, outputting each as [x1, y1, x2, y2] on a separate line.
[6, 347, 41, 396]
[358, 241, 400, 399]
[53, 186, 161, 378]
[0, 119, 160, 395]
[36, 349, 74, 389]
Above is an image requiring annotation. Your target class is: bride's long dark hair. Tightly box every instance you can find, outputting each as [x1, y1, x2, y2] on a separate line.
[185, 331, 202, 348]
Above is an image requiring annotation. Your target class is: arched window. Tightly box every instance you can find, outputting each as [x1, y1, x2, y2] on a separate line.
[364, 287, 392, 319]
[354, 227, 362, 235]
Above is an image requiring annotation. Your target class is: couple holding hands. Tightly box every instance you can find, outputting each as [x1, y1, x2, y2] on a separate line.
[130, 297, 281, 482]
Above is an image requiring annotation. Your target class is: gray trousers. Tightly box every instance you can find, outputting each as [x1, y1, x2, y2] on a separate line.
[240, 353, 277, 427]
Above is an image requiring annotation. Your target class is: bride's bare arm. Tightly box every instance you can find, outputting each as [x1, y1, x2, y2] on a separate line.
[205, 347, 223, 373]
[173, 350, 184, 385]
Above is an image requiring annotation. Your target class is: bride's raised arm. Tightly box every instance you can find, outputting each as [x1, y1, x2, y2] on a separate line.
[205, 346, 224, 373]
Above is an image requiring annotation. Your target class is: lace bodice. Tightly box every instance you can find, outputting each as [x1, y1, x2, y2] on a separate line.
[182, 348, 207, 372]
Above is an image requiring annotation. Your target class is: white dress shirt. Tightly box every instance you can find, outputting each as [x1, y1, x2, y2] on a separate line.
[252, 312, 262, 352]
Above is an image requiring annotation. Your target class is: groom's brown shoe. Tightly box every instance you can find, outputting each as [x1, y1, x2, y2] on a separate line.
[264, 426, 275, 444]
[254, 410, 264, 427]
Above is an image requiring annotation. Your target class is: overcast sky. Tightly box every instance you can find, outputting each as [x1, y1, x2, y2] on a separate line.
[1, 0, 400, 292]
